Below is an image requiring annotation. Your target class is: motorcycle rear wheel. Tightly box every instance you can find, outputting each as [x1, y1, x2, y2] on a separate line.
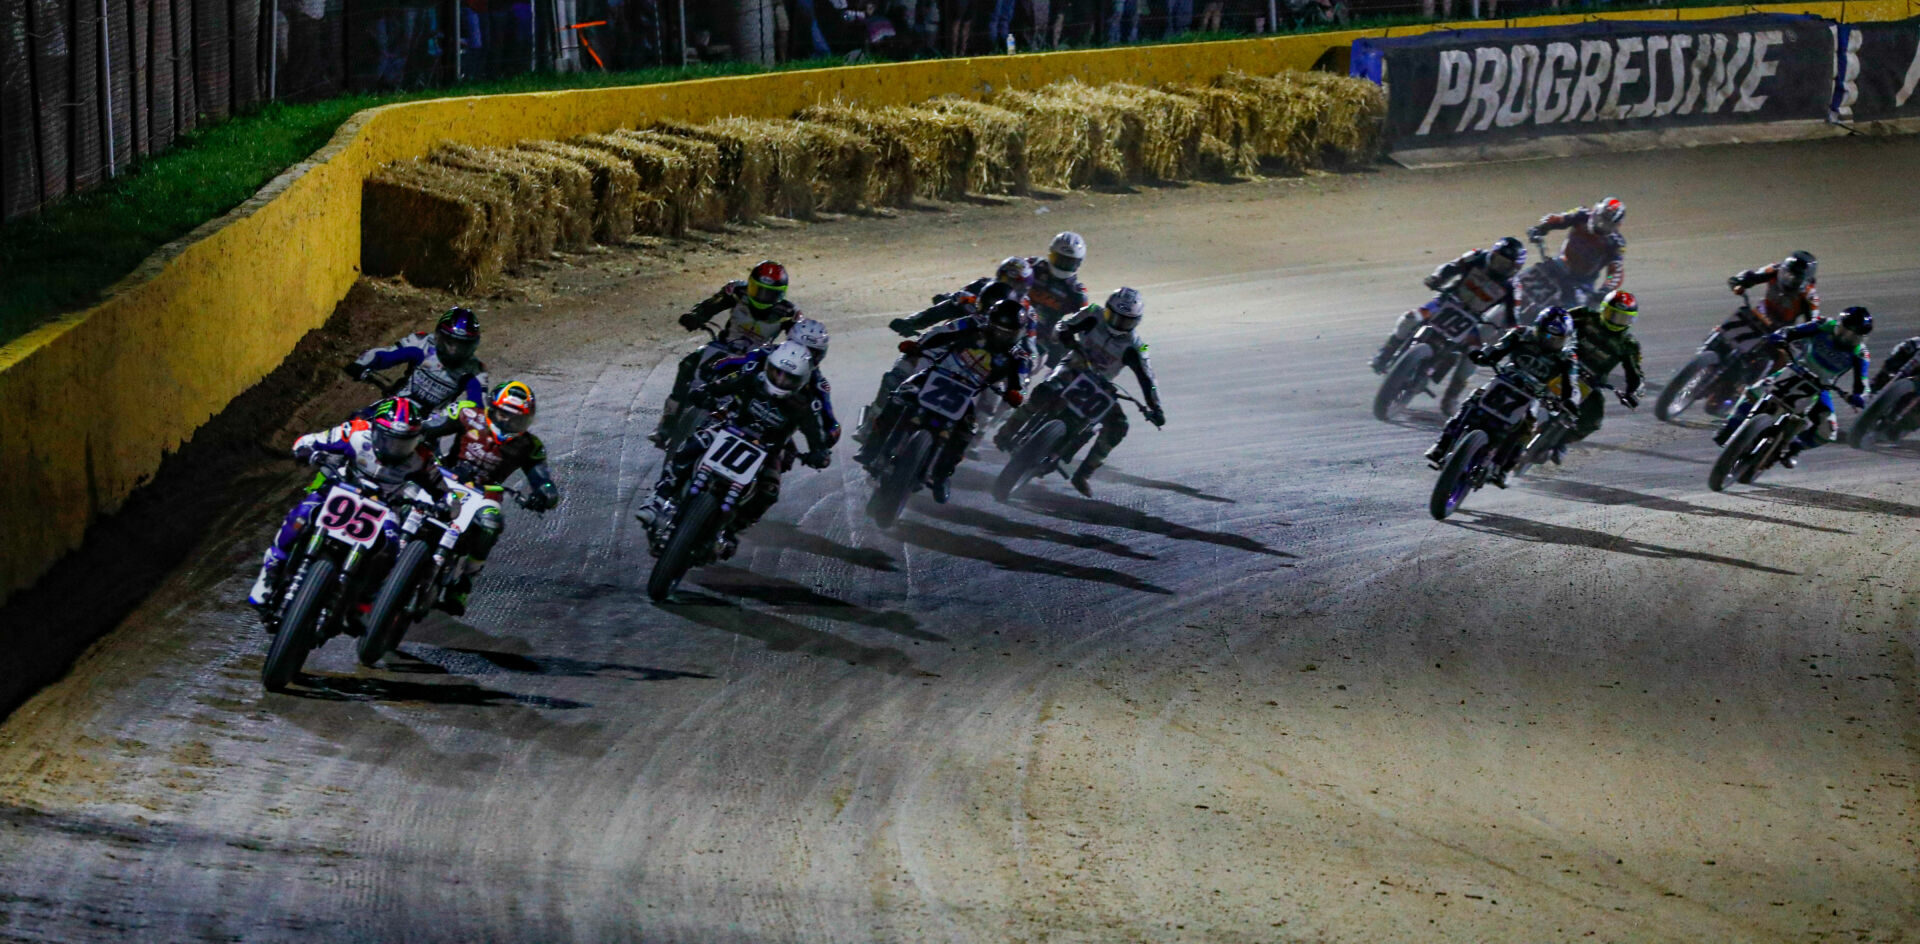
[869, 430, 934, 529]
[263, 557, 333, 692]
[1430, 429, 1487, 521]
[649, 491, 720, 602]
[1655, 352, 1718, 423]
[994, 420, 1068, 503]
[1373, 345, 1432, 422]
[359, 541, 431, 666]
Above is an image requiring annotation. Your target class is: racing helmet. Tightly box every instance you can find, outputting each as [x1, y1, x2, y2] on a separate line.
[746, 260, 789, 311]
[976, 282, 1019, 313]
[984, 300, 1025, 352]
[435, 307, 481, 368]
[1045, 231, 1087, 278]
[995, 256, 1035, 293]
[1535, 306, 1573, 350]
[1838, 306, 1873, 343]
[1103, 287, 1144, 332]
[1589, 197, 1625, 234]
[1599, 290, 1639, 332]
[1777, 252, 1814, 293]
[788, 317, 830, 365]
[1488, 236, 1527, 279]
[368, 398, 424, 463]
[487, 380, 537, 441]
[762, 341, 812, 397]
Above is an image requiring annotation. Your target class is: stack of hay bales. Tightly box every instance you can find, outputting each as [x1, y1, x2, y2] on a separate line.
[516, 141, 641, 244]
[651, 121, 778, 222]
[616, 129, 728, 231]
[798, 101, 938, 204]
[988, 88, 1100, 191]
[922, 98, 1027, 196]
[575, 132, 696, 236]
[1102, 83, 1210, 181]
[1166, 85, 1263, 180]
[429, 145, 564, 261]
[1219, 70, 1384, 170]
[1037, 83, 1148, 186]
[362, 161, 515, 292]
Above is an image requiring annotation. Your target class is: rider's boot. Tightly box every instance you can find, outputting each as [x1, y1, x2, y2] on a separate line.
[635, 492, 669, 527]
[247, 561, 279, 608]
[1548, 443, 1567, 465]
[1071, 458, 1102, 497]
[1422, 441, 1447, 465]
[650, 399, 682, 450]
[438, 574, 475, 617]
[1370, 336, 1402, 374]
[1714, 398, 1754, 445]
[930, 477, 952, 503]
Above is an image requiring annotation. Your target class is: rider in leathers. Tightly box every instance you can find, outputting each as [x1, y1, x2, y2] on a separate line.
[418, 381, 561, 615]
[861, 282, 1030, 443]
[998, 287, 1167, 496]
[1372, 237, 1524, 413]
[246, 399, 451, 607]
[857, 301, 1031, 503]
[1728, 252, 1821, 330]
[702, 321, 842, 473]
[639, 341, 833, 551]
[1560, 291, 1646, 460]
[889, 257, 1036, 337]
[1027, 232, 1093, 366]
[1526, 197, 1626, 308]
[345, 307, 489, 415]
[1424, 310, 1578, 476]
[652, 260, 801, 447]
[1715, 308, 1873, 468]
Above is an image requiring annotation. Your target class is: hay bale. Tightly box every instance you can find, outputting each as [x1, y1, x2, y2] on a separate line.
[617, 130, 727, 231]
[651, 120, 779, 222]
[922, 98, 1026, 195]
[576, 132, 695, 236]
[504, 147, 596, 250]
[1296, 70, 1387, 162]
[362, 160, 515, 293]
[988, 88, 1099, 191]
[699, 117, 822, 220]
[1165, 85, 1261, 179]
[766, 118, 878, 214]
[517, 140, 641, 244]
[1219, 70, 1385, 170]
[797, 101, 926, 206]
[1104, 82, 1208, 181]
[429, 144, 561, 263]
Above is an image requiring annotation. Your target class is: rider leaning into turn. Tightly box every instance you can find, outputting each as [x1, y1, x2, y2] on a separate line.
[1424, 308, 1578, 472]
[1526, 196, 1627, 307]
[1728, 251, 1821, 330]
[1026, 232, 1093, 365]
[1557, 291, 1646, 461]
[639, 341, 833, 555]
[345, 307, 489, 414]
[857, 300, 1031, 503]
[246, 399, 451, 607]
[1870, 334, 1920, 392]
[1372, 236, 1526, 411]
[860, 282, 1026, 443]
[418, 381, 562, 616]
[998, 287, 1167, 496]
[652, 260, 802, 447]
[889, 257, 1036, 337]
[1715, 307, 1873, 468]
[705, 317, 842, 453]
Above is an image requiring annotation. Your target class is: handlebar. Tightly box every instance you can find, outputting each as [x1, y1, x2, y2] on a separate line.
[360, 370, 408, 398]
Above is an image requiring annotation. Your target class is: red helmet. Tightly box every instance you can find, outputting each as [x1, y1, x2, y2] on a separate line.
[746, 260, 789, 310]
[1589, 197, 1625, 234]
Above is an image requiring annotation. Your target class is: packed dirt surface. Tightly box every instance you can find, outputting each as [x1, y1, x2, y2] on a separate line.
[3, 138, 1918, 943]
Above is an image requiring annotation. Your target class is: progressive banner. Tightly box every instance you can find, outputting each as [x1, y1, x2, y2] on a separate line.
[1352, 15, 1837, 152]
[1833, 16, 1920, 122]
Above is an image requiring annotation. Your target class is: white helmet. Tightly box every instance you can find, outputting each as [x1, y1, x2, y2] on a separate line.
[762, 341, 812, 397]
[1045, 231, 1086, 278]
[1103, 287, 1143, 331]
[788, 317, 829, 365]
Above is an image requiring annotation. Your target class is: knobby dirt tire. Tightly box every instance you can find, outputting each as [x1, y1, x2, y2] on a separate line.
[868, 430, 934, 530]
[1739, 422, 1790, 485]
[263, 557, 333, 692]
[359, 541, 431, 666]
[1849, 379, 1912, 449]
[649, 491, 720, 602]
[1655, 352, 1718, 423]
[1373, 346, 1431, 422]
[1430, 429, 1487, 521]
[993, 420, 1068, 503]
[1709, 417, 1767, 492]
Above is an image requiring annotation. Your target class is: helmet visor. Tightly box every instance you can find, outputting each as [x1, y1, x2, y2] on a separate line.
[1107, 308, 1141, 332]
[1047, 250, 1082, 275]
[438, 334, 477, 366]
[986, 324, 1019, 350]
[765, 364, 804, 394]
[375, 430, 422, 463]
[1488, 254, 1518, 279]
[1603, 304, 1637, 330]
[746, 280, 786, 309]
[492, 407, 534, 438]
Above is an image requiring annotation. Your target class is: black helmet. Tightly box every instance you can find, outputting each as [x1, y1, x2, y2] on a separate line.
[984, 300, 1024, 352]
[977, 281, 1018, 312]
[436, 307, 481, 368]
[1489, 237, 1526, 278]
[1838, 306, 1872, 340]
[1778, 251, 1816, 292]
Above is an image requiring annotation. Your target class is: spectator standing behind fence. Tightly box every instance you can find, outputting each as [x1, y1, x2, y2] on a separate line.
[987, 0, 1049, 50]
[1164, 0, 1192, 35]
[1107, 0, 1139, 43]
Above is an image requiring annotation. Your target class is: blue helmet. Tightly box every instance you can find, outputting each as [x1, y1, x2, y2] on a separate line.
[1535, 306, 1573, 346]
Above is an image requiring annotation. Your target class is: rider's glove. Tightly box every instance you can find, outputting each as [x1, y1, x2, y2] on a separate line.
[1467, 348, 1494, 366]
[898, 340, 921, 356]
[888, 317, 917, 336]
[1525, 226, 1543, 242]
[1422, 274, 1443, 291]
[1146, 406, 1166, 428]
[1727, 275, 1745, 292]
[677, 311, 708, 331]
[802, 449, 832, 469]
[523, 490, 556, 511]
[1002, 389, 1025, 407]
[1617, 389, 1640, 410]
[342, 361, 369, 382]
[1848, 392, 1868, 410]
[438, 492, 463, 517]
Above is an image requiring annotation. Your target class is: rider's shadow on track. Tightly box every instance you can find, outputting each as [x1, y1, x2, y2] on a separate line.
[278, 671, 593, 710]
[1446, 509, 1800, 576]
[1012, 489, 1297, 561]
[1523, 479, 1852, 535]
[913, 498, 1159, 562]
[884, 520, 1176, 594]
[391, 645, 718, 683]
[1098, 470, 1237, 504]
[751, 520, 900, 573]
[1739, 483, 1920, 520]
[655, 590, 937, 677]
[694, 565, 946, 643]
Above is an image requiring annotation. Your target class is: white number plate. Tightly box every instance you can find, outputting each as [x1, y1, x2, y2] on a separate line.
[1477, 377, 1536, 426]
[917, 371, 978, 421]
[700, 431, 768, 485]
[1431, 303, 1482, 345]
[318, 486, 391, 548]
[1060, 371, 1115, 421]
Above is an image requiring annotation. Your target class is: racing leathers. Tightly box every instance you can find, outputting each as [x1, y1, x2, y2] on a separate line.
[890, 276, 997, 337]
[1729, 263, 1820, 329]
[856, 324, 1029, 500]
[999, 303, 1166, 493]
[346, 333, 489, 414]
[1426, 324, 1577, 469]
[863, 302, 1041, 442]
[419, 401, 561, 613]
[1374, 247, 1517, 409]
[655, 280, 801, 443]
[1716, 319, 1870, 457]
[645, 361, 833, 541]
[1527, 207, 1626, 306]
[1566, 306, 1645, 444]
[1024, 256, 1091, 365]
[249, 419, 449, 606]
[703, 344, 842, 453]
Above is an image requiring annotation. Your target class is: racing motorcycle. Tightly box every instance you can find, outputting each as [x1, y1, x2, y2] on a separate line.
[1848, 369, 1920, 448]
[661, 322, 725, 454]
[1374, 291, 1489, 421]
[863, 362, 999, 529]
[1708, 356, 1840, 491]
[1514, 236, 1593, 322]
[1654, 295, 1775, 422]
[260, 462, 437, 691]
[1508, 377, 1628, 478]
[1428, 366, 1559, 520]
[993, 368, 1142, 502]
[643, 423, 775, 601]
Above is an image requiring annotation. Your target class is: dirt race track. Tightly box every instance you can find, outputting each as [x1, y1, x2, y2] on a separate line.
[2, 138, 1918, 943]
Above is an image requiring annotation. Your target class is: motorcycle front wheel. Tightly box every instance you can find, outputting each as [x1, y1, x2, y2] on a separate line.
[649, 491, 720, 602]
[1709, 416, 1768, 492]
[1430, 429, 1488, 521]
[359, 541, 431, 666]
[1739, 420, 1795, 485]
[868, 430, 934, 529]
[1373, 344, 1432, 422]
[1655, 352, 1719, 423]
[994, 419, 1068, 503]
[263, 557, 333, 692]
[1849, 379, 1912, 448]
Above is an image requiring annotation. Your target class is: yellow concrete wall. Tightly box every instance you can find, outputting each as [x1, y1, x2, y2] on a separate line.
[0, 1, 1911, 602]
